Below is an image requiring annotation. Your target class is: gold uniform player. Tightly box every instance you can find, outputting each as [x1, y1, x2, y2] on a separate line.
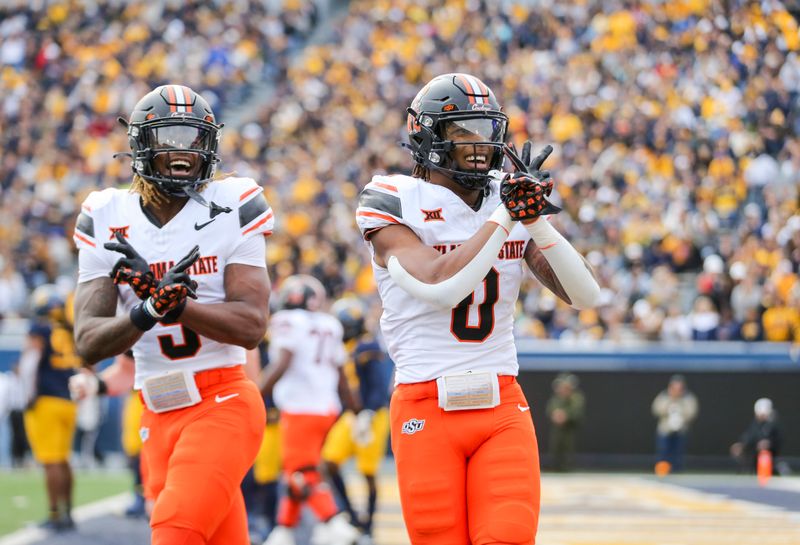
[19, 286, 82, 531]
[322, 298, 392, 539]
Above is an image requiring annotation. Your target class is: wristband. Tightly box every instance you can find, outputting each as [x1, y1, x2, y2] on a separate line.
[487, 206, 514, 235]
[143, 297, 166, 319]
[162, 298, 187, 323]
[130, 303, 159, 331]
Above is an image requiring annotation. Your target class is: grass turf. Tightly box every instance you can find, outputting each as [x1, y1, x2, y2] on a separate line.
[0, 468, 131, 536]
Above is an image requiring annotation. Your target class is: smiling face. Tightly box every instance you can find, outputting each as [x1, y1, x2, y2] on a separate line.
[148, 123, 210, 180]
[443, 117, 505, 173]
[151, 149, 203, 179]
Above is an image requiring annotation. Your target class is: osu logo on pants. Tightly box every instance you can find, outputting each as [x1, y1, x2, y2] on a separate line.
[401, 418, 425, 435]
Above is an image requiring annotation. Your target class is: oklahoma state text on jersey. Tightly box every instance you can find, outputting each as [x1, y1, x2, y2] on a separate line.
[73, 177, 274, 388]
[356, 174, 532, 384]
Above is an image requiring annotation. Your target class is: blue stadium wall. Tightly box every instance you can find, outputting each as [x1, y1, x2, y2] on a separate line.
[515, 341, 800, 470]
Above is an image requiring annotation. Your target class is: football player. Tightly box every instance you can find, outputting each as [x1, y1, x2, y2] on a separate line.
[355, 73, 601, 544]
[259, 276, 361, 545]
[72, 85, 273, 545]
[19, 286, 81, 532]
[321, 297, 392, 540]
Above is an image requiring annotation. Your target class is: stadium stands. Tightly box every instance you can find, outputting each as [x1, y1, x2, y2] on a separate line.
[1, 0, 799, 344]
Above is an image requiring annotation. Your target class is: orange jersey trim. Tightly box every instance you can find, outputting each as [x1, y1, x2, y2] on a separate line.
[369, 181, 398, 193]
[239, 187, 260, 201]
[357, 211, 400, 223]
[73, 231, 96, 247]
[242, 212, 273, 235]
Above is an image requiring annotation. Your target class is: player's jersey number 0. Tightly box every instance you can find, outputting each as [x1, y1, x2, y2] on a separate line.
[450, 268, 499, 342]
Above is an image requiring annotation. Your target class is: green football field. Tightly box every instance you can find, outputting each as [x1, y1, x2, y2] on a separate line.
[0, 468, 131, 536]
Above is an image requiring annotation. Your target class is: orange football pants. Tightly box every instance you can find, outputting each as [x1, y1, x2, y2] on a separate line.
[277, 412, 339, 526]
[391, 376, 540, 545]
[140, 366, 265, 545]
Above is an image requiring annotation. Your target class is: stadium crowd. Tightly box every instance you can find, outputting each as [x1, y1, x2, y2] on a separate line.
[1, 0, 800, 344]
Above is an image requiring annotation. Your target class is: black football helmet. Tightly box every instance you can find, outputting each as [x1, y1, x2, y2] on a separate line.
[124, 85, 222, 200]
[406, 73, 509, 190]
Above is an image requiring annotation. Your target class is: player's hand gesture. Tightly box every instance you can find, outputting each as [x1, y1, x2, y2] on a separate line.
[104, 232, 156, 299]
[500, 142, 561, 222]
[148, 245, 200, 316]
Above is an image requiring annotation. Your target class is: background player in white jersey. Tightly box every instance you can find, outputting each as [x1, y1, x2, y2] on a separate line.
[322, 297, 392, 542]
[355, 73, 601, 545]
[72, 85, 273, 545]
[259, 275, 360, 545]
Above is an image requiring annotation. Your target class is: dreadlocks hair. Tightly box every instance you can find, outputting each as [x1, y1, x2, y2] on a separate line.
[130, 175, 168, 207]
[411, 163, 429, 180]
[129, 171, 232, 207]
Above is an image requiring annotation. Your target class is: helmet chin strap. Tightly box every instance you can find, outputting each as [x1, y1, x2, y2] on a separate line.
[137, 171, 232, 218]
[182, 184, 232, 218]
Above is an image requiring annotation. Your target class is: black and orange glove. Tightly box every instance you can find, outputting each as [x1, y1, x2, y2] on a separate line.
[130, 246, 200, 331]
[104, 232, 156, 299]
[500, 142, 561, 222]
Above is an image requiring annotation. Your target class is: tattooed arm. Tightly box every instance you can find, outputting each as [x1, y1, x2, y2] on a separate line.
[524, 242, 598, 307]
[73, 276, 144, 365]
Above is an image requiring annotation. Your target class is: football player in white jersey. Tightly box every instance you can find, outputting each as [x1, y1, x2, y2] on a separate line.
[259, 275, 361, 545]
[72, 85, 272, 545]
[355, 73, 601, 545]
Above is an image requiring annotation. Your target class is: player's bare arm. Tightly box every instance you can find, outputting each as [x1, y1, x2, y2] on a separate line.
[337, 367, 361, 413]
[259, 347, 292, 397]
[69, 352, 135, 400]
[370, 221, 503, 282]
[177, 262, 269, 349]
[73, 277, 144, 365]
[524, 242, 571, 304]
[525, 240, 599, 306]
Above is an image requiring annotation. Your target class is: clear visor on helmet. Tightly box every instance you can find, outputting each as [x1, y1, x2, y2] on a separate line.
[148, 125, 211, 151]
[444, 118, 506, 143]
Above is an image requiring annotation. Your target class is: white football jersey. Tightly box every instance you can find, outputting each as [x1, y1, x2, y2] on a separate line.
[356, 174, 531, 384]
[268, 308, 346, 415]
[74, 177, 274, 388]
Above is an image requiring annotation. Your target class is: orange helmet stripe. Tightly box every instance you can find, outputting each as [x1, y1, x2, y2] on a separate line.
[166, 85, 177, 112]
[180, 86, 193, 113]
[457, 74, 477, 104]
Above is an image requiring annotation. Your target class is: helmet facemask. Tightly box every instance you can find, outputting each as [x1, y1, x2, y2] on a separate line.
[408, 109, 508, 191]
[130, 116, 221, 198]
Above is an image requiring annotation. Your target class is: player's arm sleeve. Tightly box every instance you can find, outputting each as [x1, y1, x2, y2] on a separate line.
[73, 205, 112, 283]
[355, 179, 403, 240]
[524, 218, 601, 310]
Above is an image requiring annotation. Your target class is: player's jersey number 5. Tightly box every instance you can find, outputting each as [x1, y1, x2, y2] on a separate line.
[157, 316, 202, 360]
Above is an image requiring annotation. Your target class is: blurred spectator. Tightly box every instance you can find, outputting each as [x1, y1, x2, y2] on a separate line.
[546, 372, 585, 472]
[652, 374, 699, 473]
[730, 397, 787, 475]
[688, 295, 720, 341]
